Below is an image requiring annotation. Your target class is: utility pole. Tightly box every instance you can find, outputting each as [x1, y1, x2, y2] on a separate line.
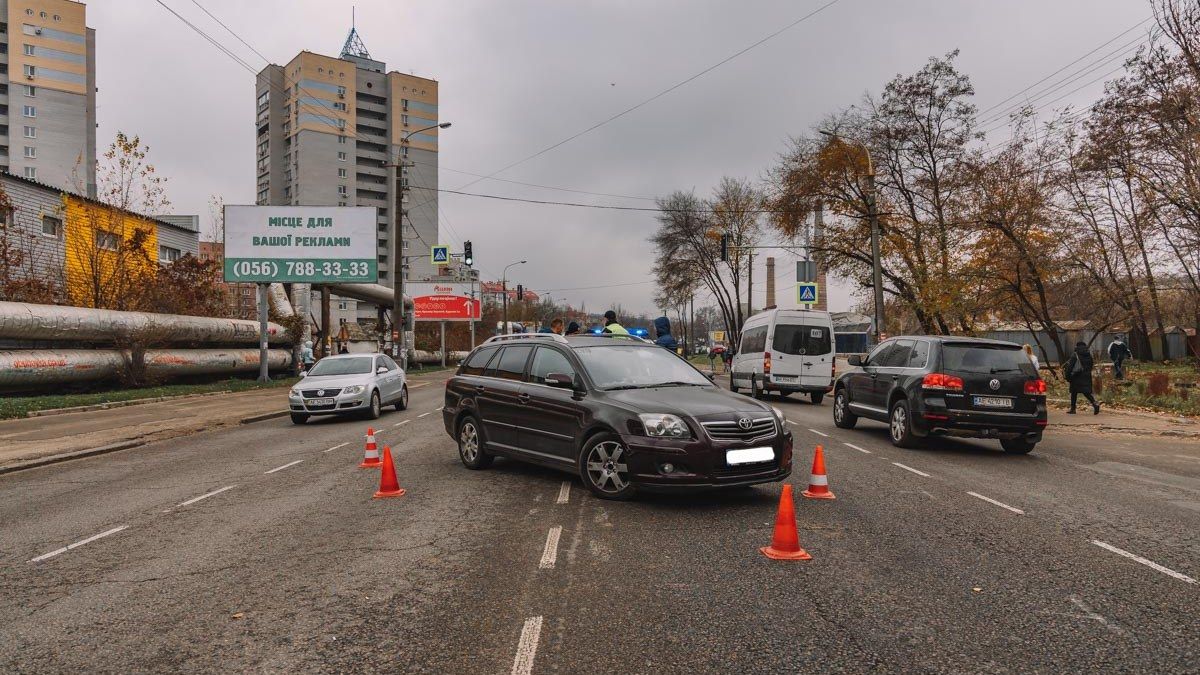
[865, 171, 884, 340]
[320, 285, 331, 358]
[257, 283, 270, 383]
[746, 250, 754, 318]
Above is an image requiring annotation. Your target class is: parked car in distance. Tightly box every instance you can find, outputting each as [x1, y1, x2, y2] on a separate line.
[832, 336, 1047, 453]
[730, 308, 836, 404]
[288, 353, 408, 424]
[442, 333, 794, 500]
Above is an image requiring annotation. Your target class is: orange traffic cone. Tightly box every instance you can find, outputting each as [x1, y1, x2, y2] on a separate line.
[801, 445, 835, 500]
[373, 446, 406, 498]
[359, 427, 382, 468]
[760, 484, 812, 560]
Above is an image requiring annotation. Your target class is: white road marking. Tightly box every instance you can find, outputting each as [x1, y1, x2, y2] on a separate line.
[1091, 540, 1197, 585]
[417, 412, 430, 418]
[393, 420, 410, 427]
[1174, 454, 1199, 462]
[436, 406, 444, 411]
[843, 442, 871, 454]
[808, 428, 829, 437]
[966, 491, 1024, 515]
[264, 459, 304, 474]
[29, 526, 129, 563]
[786, 420, 797, 426]
[539, 526, 562, 569]
[556, 481, 571, 504]
[511, 616, 543, 675]
[176, 485, 237, 508]
[892, 462, 930, 477]
[324, 442, 349, 453]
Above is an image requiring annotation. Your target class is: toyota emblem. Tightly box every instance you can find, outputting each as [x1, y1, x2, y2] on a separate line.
[988, 379, 1000, 391]
[737, 417, 754, 430]
[317, 389, 325, 396]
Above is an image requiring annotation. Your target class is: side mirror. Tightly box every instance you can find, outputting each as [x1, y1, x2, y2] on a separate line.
[299, 371, 308, 378]
[545, 373, 575, 389]
[377, 366, 388, 375]
[847, 354, 863, 367]
[704, 371, 716, 381]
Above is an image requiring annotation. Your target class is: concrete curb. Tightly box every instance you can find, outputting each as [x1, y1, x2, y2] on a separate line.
[27, 390, 233, 418]
[239, 410, 291, 424]
[0, 439, 146, 476]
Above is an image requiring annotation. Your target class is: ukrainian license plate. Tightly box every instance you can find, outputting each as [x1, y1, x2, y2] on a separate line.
[726, 447, 774, 465]
[973, 396, 1013, 409]
[309, 398, 335, 406]
[773, 375, 798, 383]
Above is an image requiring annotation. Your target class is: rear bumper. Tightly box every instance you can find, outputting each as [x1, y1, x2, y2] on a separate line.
[619, 430, 794, 490]
[914, 397, 1047, 440]
[764, 381, 832, 394]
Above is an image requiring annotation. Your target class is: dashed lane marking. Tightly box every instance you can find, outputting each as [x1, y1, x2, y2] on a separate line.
[556, 481, 571, 504]
[265, 460, 304, 474]
[417, 412, 430, 418]
[1091, 540, 1196, 585]
[436, 406, 444, 411]
[393, 420, 410, 427]
[324, 442, 349, 453]
[511, 616, 543, 675]
[966, 491, 1024, 515]
[892, 462, 930, 477]
[786, 420, 797, 425]
[808, 428, 829, 437]
[29, 526, 129, 563]
[843, 442, 871, 454]
[539, 526, 562, 570]
[175, 485, 237, 509]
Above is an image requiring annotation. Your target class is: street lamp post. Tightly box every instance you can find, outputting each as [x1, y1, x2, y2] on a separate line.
[820, 130, 884, 342]
[387, 122, 451, 370]
[502, 259, 527, 333]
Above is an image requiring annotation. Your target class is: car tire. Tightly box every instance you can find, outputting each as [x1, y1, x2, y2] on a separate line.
[729, 371, 739, 394]
[810, 392, 824, 405]
[457, 415, 493, 469]
[1001, 438, 1036, 454]
[580, 433, 636, 501]
[833, 388, 857, 429]
[290, 413, 309, 425]
[365, 391, 382, 420]
[395, 385, 409, 411]
[889, 399, 920, 448]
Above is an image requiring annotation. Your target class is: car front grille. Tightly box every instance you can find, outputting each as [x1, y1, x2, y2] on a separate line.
[301, 388, 342, 398]
[701, 417, 777, 442]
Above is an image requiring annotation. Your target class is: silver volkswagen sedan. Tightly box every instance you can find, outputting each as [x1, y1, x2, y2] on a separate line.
[288, 353, 409, 424]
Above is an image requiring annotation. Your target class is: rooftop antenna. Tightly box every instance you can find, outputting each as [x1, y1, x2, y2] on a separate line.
[340, 6, 371, 59]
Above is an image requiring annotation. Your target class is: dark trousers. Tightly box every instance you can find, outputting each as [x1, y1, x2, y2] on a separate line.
[1070, 390, 1097, 410]
[1113, 358, 1126, 380]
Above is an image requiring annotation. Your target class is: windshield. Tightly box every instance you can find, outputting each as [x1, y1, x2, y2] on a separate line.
[574, 345, 712, 390]
[307, 357, 374, 377]
[942, 344, 1036, 375]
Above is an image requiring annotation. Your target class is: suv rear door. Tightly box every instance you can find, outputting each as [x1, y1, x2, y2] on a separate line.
[478, 345, 534, 449]
[938, 342, 1039, 415]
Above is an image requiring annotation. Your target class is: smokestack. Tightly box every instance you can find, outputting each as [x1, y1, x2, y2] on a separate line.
[765, 256, 776, 308]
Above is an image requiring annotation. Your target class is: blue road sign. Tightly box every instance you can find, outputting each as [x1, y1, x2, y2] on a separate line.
[431, 245, 450, 265]
[797, 282, 819, 305]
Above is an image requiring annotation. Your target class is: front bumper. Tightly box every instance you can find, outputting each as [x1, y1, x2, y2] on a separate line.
[619, 429, 794, 491]
[288, 390, 372, 416]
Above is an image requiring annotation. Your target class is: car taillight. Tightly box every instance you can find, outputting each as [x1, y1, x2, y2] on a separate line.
[1024, 379, 1047, 395]
[764, 351, 771, 374]
[922, 373, 964, 391]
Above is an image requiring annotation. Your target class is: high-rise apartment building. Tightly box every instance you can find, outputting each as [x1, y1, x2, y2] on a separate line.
[254, 27, 440, 322]
[0, 0, 96, 196]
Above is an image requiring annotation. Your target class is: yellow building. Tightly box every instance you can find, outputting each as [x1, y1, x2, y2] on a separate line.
[62, 193, 158, 309]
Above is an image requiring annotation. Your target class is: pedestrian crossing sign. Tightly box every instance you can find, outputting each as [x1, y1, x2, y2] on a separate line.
[431, 245, 450, 265]
[797, 282, 819, 305]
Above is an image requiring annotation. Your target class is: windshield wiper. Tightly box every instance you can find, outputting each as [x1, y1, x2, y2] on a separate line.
[604, 384, 647, 391]
[652, 381, 707, 387]
[990, 367, 1020, 373]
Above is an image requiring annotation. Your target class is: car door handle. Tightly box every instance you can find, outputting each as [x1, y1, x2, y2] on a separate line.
[475, 385, 486, 393]
[870, 372, 878, 379]
[517, 393, 531, 404]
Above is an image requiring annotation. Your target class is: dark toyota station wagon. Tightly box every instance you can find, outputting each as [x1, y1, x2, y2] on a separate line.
[442, 333, 793, 500]
[833, 336, 1048, 453]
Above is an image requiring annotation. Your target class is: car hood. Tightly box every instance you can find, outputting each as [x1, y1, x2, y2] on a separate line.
[296, 374, 372, 390]
[603, 385, 770, 417]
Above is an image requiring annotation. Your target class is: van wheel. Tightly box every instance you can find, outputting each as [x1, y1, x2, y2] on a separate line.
[1001, 438, 1036, 454]
[833, 388, 856, 429]
[810, 392, 824, 405]
[729, 371, 739, 394]
[889, 399, 920, 448]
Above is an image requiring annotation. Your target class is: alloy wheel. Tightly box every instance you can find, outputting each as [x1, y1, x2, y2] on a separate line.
[891, 405, 907, 441]
[586, 441, 629, 494]
[460, 421, 479, 463]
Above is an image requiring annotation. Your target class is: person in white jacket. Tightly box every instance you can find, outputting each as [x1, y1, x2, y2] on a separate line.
[1023, 344, 1040, 372]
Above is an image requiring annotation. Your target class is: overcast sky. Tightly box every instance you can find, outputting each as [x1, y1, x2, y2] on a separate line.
[96, 0, 1150, 315]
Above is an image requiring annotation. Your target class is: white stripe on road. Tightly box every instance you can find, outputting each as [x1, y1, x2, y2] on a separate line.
[786, 420, 797, 426]
[539, 526, 562, 570]
[324, 442, 349, 453]
[843, 442, 871, 454]
[1091, 540, 1197, 585]
[29, 526, 129, 563]
[966, 491, 1024, 515]
[556, 481, 571, 504]
[417, 412, 430, 418]
[808, 428, 829, 437]
[176, 485, 237, 508]
[393, 420, 410, 427]
[511, 616, 543, 675]
[892, 462, 930, 477]
[436, 406, 444, 411]
[264, 460, 304, 474]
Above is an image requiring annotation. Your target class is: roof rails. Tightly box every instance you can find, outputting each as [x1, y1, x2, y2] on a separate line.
[574, 333, 652, 344]
[483, 333, 569, 345]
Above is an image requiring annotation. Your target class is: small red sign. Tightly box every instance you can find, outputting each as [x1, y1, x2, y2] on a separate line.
[413, 294, 481, 321]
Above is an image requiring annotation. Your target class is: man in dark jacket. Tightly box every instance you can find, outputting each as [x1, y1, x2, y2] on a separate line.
[653, 316, 678, 351]
[565, 321, 581, 335]
[1108, 336, 1132, 380]
[1063, 341, 1100, 415]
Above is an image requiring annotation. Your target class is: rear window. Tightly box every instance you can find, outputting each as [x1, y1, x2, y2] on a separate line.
[772, 324, 831, 356]
[460, 347, 497, 376]
[491, 346, 532, 381]
[942, 344, 1036, 375]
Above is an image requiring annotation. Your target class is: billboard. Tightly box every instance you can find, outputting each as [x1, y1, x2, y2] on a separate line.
[409, 282, 481, 322]
[223, 206, 377, 283]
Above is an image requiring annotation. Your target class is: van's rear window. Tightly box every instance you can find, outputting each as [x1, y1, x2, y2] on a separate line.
[773, 325, 831, 356]
[942, 344, 1035, 375]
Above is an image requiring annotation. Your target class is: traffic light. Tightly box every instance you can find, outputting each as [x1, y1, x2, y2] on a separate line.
[516, 284, 524, 301]
[720, 234, 729, 262]
[463, 240, 473, 267]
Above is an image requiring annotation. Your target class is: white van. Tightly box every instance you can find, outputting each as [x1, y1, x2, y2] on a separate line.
[730, 309, 836, 404]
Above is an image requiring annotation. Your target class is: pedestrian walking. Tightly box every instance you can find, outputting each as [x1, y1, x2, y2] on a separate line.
[550, 318, 565, 335]
[300, 340, 315, 372]
[1108, 336, 1132, 380]
[602, 310, 629, 335]
[338, 344, 349, 354]
[565, 321, 581, 336]
[653, 316, 678, 352]
[1022, 344, 1040, 372]
[1063, 341, 1100, 415]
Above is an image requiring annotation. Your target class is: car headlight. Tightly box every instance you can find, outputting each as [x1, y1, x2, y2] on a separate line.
[639, 413, 691, 439]
[342, 385, 365, 395]
[289, 387, 302, 397]
[771, 406, 786, 423]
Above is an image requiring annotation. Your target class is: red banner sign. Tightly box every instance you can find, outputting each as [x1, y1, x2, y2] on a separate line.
[413, 294, 481, 321]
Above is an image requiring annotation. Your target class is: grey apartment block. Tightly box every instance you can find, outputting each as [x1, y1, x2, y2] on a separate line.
[0, 172, 67, 296]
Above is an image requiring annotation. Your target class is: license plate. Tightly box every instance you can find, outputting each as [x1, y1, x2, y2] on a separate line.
[973, 396, 1013, 409]
[726, 447, 774, 465]
[308, 398, 335, 406]
[773, 375, 797, 383]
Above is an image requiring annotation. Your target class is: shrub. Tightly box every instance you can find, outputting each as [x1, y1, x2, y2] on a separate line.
[1148, 373, 1170, 397]
[1093, 376, 1104, 395]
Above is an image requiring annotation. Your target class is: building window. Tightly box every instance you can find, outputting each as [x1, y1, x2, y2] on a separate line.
[23, 166, 36, 179]
[379, 270, 388, 279]
[337, 119, 346, 129]
[95, 230, 119, 251]
[338, 168, 347, 178]
[402, 99, 409, 111]
[256, 91, 269, 108]
[401, 114, 409, 126]
[337, 151, 346, 161]
[22, 105, 35, 118]
[338, 185, 347, 195]
[159, 245, 182, 263]
[401, 146, 409, 157]
[337, 85, 346, 97]
[338, 201, 347, 206]
[23, 146, 35, 158]
[338, 302, 347, 310]
[23, 64, 35, 78]
[23, 126, 35, 138]
[25, 8, 33, 15]
[338, 135, 347, 144]
[333, 102, 346, 111]
[39, 11, 47, 18]
[378, 254, 388, 263]
[41, 215, 62, 239]
[378, 238, 387, 247]
[23, 44, 34, 56]
[23, 85, 34, 97]
[54, 15, 61, 21]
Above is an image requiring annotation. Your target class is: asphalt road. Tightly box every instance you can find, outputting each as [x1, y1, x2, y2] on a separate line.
[2, 374, 1198, 673]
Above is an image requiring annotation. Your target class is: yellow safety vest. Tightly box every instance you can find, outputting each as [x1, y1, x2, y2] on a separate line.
[604, 322, 629, 335]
